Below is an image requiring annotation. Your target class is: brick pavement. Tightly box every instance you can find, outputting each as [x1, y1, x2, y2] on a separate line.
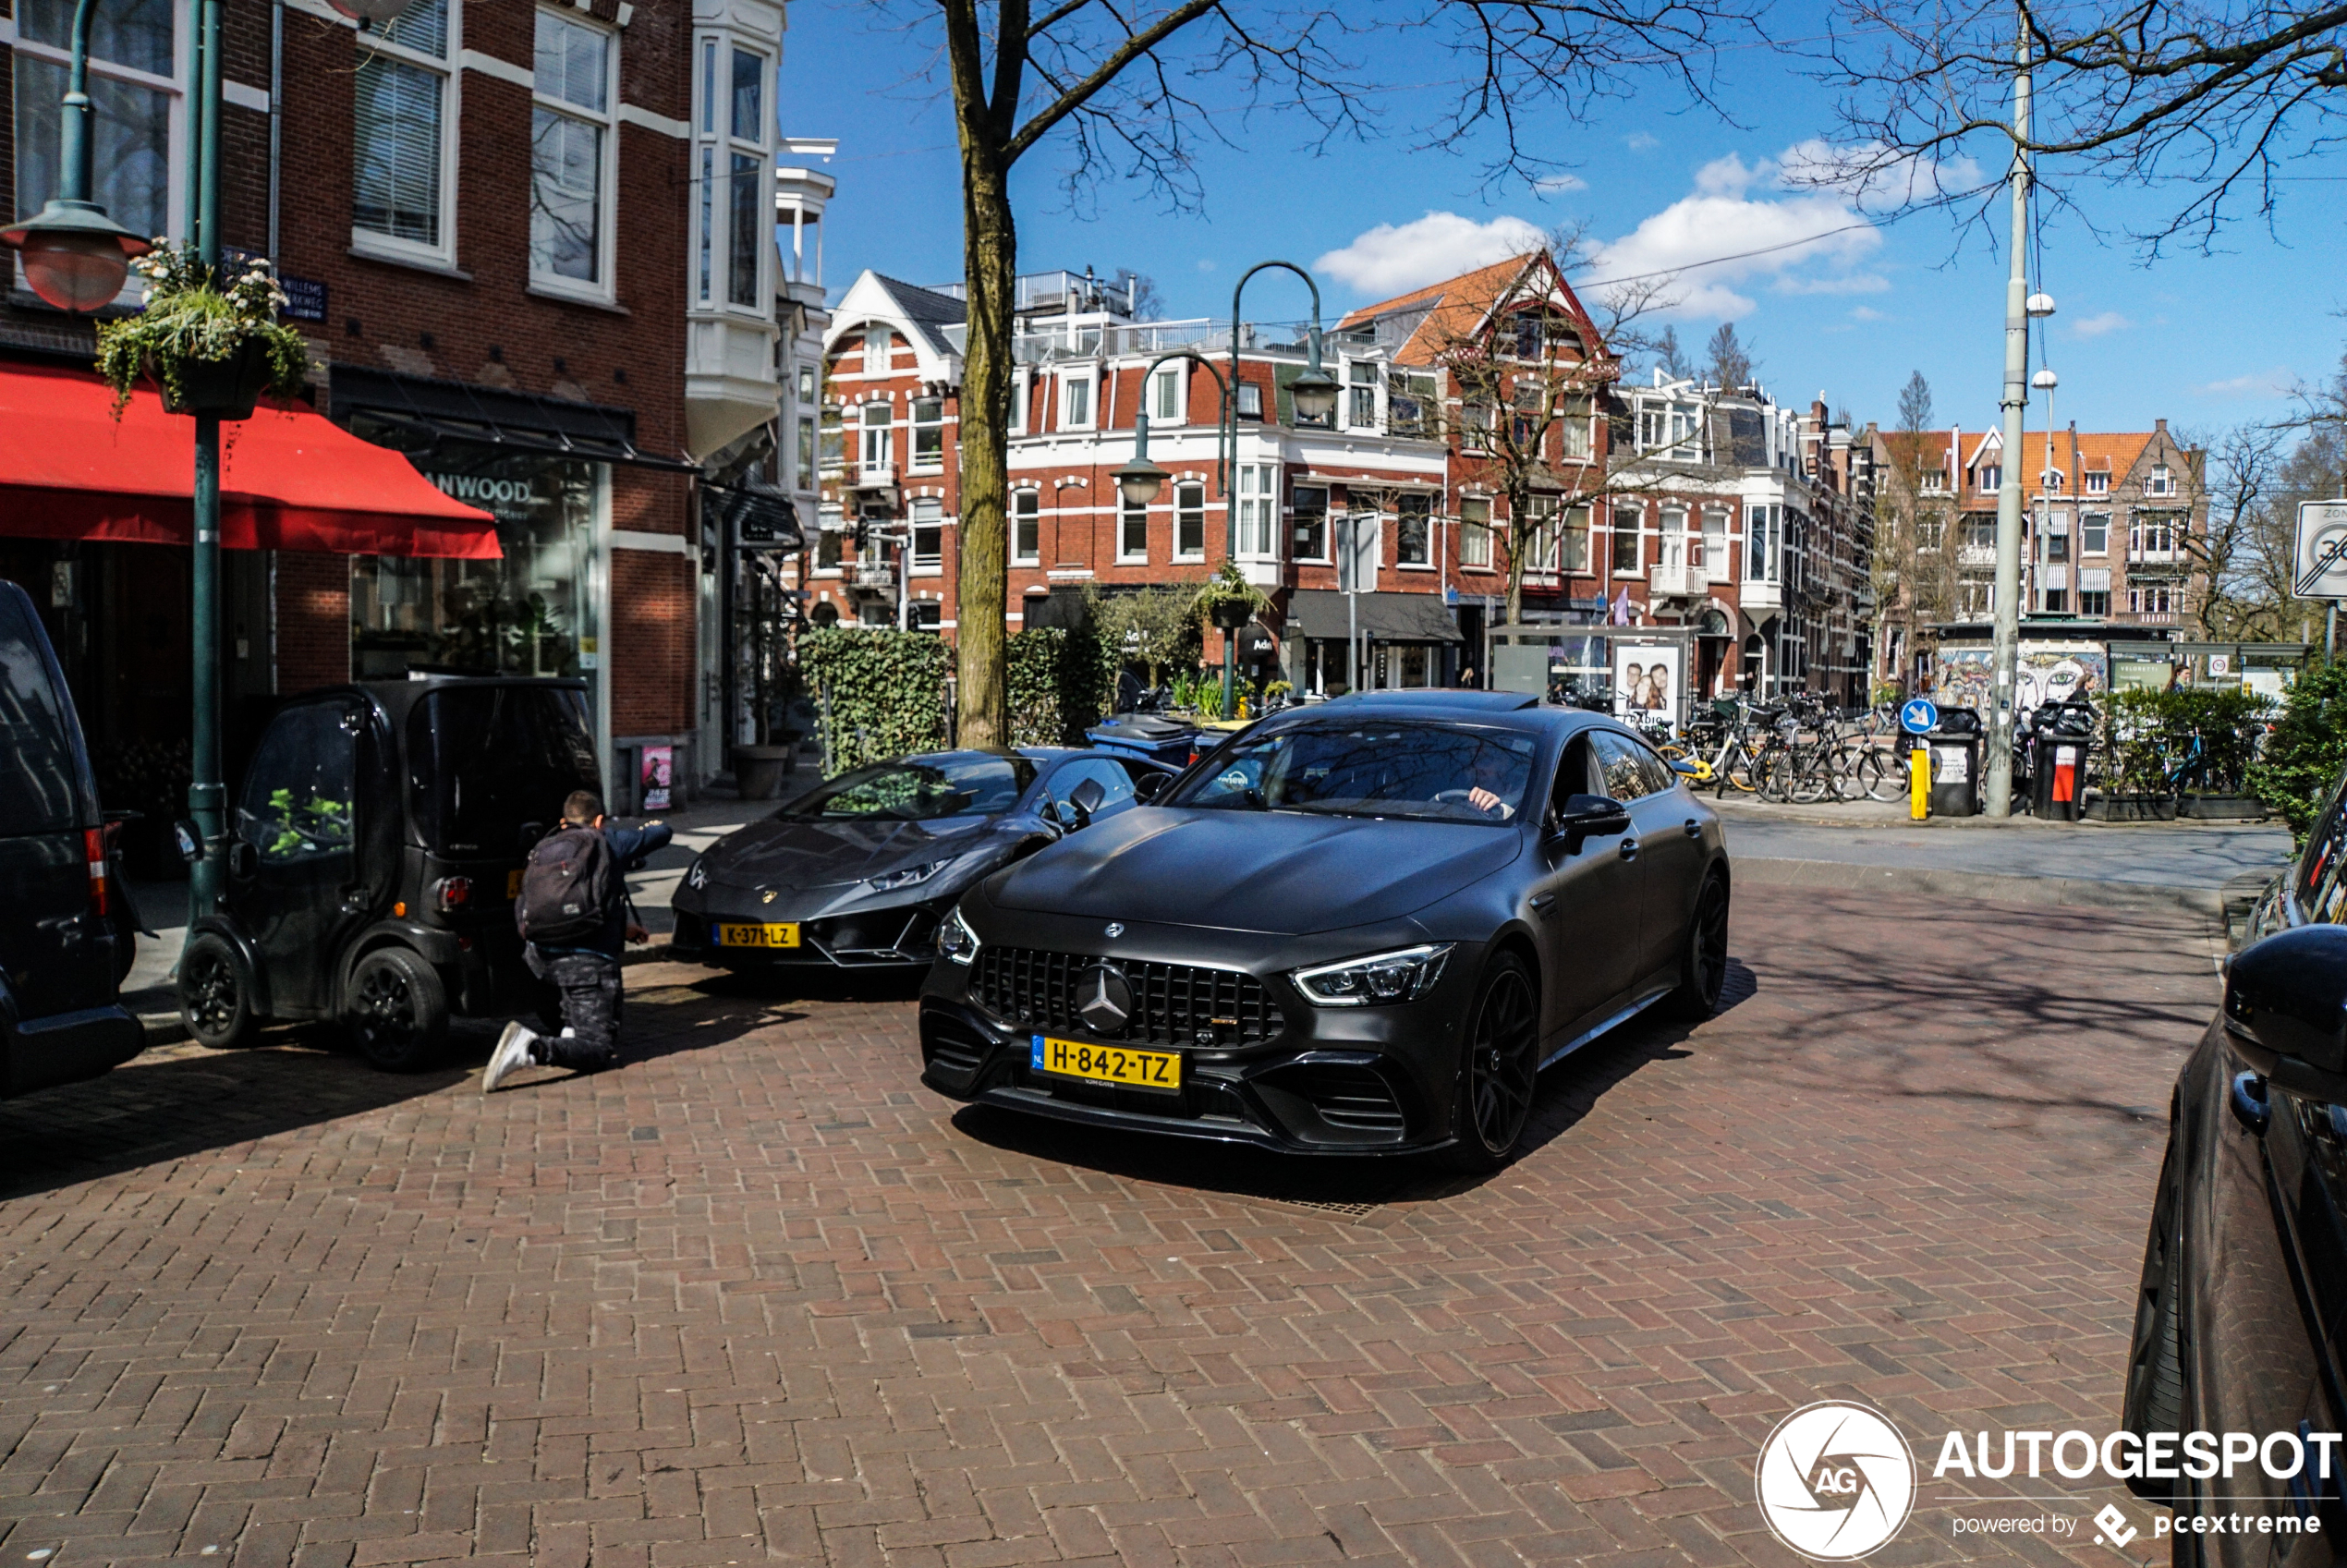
[0, 888, 2222, 1567]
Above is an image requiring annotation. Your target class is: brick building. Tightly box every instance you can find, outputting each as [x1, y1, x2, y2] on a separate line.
[809, 251, 1880, 712]
[1, 0, 780, 805]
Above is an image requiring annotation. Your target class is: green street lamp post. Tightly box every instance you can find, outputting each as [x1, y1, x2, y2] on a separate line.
[0, 0, 153, 310]
[1114, 271, 1340, 719]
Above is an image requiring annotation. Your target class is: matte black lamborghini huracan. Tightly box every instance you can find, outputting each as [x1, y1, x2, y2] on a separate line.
[669, 748, 1177, 970]
[918, 692, 1732, 1168]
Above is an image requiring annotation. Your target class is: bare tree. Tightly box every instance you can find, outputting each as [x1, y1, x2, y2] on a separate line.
[1653, 324, 1692, 379]
[2173, 422, 2289, 638]
[897, 0, 1770, 745]
[1704, 322, 1756, 390]
[1870, 371, 1955, 693]
[1819, 0, 2347, 254]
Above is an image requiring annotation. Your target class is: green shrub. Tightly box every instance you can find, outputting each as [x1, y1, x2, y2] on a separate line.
[1007, 626, 1112, 747]
[2248, 661, 2347, 839]
[2102, 687, 2274, 798]
[797, 628, 950, 776]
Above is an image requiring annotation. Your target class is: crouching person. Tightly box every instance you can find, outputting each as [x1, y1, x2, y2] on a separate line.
[484, 790, 673, 1091]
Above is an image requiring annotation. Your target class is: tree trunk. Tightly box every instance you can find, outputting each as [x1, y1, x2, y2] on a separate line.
[955, 151, 1017, 748]
[1503, 481, 1529, 629]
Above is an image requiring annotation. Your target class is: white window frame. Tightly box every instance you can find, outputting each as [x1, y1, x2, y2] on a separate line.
[1011, 488, 1041, 565]
[2086, 470, 2110, 495]
[1061, 371, 1097, 432]
[9, 2, 189, 301]
[1977, 464, 2001, 492]
[1118, 495, 1150, 565]
[1008, 369, 1030, 435]
[857, 399, 893, 479]
[529, 6, 620, 304]
[1457, 496, 1493, 570]
[1344, 360, 1380, 432]
[1174, 482, 1208, 562]
[1149, 364, 1186, 426]
[908, 395, 945, 472]
[691, 30, 773, 317]
[1235, 464, 1280, 559]
[348, 0, 460, 269]
[910, 497, 945, 572]
[1611, 503, 1645, 578]
[2147, 464, 2174, 497]
[862, 323, 893, 375]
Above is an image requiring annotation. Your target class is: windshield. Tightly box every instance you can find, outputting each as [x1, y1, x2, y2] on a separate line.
[1170, 722, 1537, 823]
[784, 752, 1037, 821]
[407, 686, 600, 854]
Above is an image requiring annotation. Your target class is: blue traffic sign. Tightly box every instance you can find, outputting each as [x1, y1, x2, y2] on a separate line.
[1899, 699, 1940, 735]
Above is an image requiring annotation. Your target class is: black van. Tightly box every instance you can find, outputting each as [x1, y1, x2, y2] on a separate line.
[177, 676, 601, 1070]
[0, 580, 145, 1099]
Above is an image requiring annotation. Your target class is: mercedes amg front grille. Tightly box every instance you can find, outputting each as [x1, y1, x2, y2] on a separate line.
[972, 947, 1283, 1047]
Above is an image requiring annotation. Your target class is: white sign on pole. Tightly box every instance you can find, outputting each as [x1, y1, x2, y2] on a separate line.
[2293, 500, 2347, 599]
[1336, 512, 1379, 592]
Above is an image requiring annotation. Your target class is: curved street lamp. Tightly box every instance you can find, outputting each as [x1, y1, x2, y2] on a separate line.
[0, 0, 152, 311]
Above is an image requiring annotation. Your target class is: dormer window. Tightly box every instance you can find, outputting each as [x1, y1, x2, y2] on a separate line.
[1920, 468, 1947, 494]
[2042, 469, 2065, 492]
[2086, 470, 2110, 495]
[1977, 464, 2001, 492]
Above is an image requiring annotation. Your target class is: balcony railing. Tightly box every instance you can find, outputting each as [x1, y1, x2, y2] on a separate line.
[1649, 562, 1709, 598]
[1742, 580, 1783, 612]
[851, 561, 898, 591]
[851, 461, 899, 492]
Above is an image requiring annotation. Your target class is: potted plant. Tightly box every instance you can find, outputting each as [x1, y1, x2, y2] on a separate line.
[1193, 560, 1269, 632]
[95, 244, 308, 420]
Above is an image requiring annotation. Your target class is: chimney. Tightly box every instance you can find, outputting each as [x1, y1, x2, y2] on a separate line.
[2155, 417, 2168, 433]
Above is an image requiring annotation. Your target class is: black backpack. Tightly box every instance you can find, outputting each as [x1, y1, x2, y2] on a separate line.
[516, 826, 615, 946]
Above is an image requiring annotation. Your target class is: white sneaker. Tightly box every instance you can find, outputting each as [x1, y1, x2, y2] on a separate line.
[483, 1021, 539, 1092]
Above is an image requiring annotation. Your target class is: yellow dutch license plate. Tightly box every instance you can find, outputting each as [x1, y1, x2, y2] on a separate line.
[1030, 1034, 1181, 1092]
[715, 922, 800, 949]
[506, 869, 524, 899]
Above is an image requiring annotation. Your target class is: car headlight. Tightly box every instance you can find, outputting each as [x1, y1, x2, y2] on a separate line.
[685, 858, 708, 890]
[869, 857, 954, 893]
[937, 904, 980, 966]
[1291, 942, 1454, 1006]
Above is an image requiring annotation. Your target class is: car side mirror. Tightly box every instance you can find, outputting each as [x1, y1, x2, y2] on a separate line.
[518, 820, 546, 855]
[174, 819, 205, 864]
[1550, 793, 1631, 850]
[227, 839, 259, 881]
[1067, 776, 1108, 829]
[1134, 771, 1171, 803]
[2226, 926, 2347, 1095]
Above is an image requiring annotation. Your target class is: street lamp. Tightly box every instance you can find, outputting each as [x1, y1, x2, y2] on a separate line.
[0, 0, 153, 311]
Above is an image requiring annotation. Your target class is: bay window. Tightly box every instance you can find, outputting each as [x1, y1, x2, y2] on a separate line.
[694, 35, 772, 310]
[531, 9, 616, 293]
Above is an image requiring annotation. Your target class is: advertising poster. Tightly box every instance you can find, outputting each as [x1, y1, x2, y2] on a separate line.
[1932, 641, 2110, 723]
[1611, 642, 1682, 728]
[641, 744, 674, 812]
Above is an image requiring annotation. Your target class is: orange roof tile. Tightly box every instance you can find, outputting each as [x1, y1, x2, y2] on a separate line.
[1336, 252, 1601, 366]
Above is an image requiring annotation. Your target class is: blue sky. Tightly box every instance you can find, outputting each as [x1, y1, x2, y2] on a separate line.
[780, 3, 2342, 441]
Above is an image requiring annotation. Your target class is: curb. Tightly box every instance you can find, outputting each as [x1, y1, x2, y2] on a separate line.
[1735, 856, 2226, 917]
[1711, 799, 2274, 832]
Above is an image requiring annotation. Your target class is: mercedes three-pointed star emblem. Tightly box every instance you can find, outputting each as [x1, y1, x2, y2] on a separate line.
[1076, 963, 1135, 1037]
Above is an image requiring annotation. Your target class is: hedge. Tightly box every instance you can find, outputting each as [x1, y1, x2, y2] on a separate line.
[797, 628, 950, 776]
[2101, 687, 2272, 798]
[2247, 660, 2347, 839]
[1007, 626, 1112, 747]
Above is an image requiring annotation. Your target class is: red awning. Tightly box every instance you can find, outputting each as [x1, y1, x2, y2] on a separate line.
[0, 362, 500, 558]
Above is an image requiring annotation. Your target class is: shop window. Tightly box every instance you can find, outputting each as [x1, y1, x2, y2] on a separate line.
[353, 0, 453, 256]
[531, 8, 616, 292]
[14, 0, 177, 282]
[1459, 498, 1492, 568]
[911, 397, 944, 468]
[1012, 491, 1040, 565]
[912, 498, 943, 567]
[1175, 484, 1207, 561]
[1291, 485, 1328, 562]
[1396, 495, 1432, 565]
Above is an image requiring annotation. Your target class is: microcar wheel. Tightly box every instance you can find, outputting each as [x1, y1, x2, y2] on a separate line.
[177, 931, 258, 1049]
[346, 948, 449, 1072]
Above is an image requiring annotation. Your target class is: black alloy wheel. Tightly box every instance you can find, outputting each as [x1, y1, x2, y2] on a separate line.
[1444, 953, 1540, 1173]
[177, 930, 257, 1049]
[346, 948, 449, 1072]
[1665, 875, 1731, 1021]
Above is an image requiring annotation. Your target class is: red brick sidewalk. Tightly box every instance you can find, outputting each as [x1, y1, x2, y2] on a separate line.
[0, 888, 2220, 1567]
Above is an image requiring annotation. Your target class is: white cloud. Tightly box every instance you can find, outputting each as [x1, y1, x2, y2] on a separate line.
[1196, 258, 1217, 272]
[1774, 138, 1986, 212]
[2070, 310, 2132, 338]
[1532, 173, 1589, 193]
[1626, 132, 1660, 152]
[1849, 305, 1890, 322]
[1773, 273, 1891, 296]
[1313, 212, 1547, 296]
[2198, 367, 2295, 399]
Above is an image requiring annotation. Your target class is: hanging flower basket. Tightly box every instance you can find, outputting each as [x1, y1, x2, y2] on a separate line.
[1192, 561, 1270, 632]
[93, 243, 308, 422]
[154, 338, 276, 420]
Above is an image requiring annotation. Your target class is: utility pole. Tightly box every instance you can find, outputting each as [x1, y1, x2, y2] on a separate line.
[1985, 6, 2032, 818]
[187, 0, 228, 925]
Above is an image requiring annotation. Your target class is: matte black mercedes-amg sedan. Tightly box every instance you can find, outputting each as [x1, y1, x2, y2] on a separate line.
[670, 748, 1176, 970]
[918, 692, 1731, 1168]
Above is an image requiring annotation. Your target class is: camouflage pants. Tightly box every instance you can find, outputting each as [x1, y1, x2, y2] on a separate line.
[524, 946, 622, 1069]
